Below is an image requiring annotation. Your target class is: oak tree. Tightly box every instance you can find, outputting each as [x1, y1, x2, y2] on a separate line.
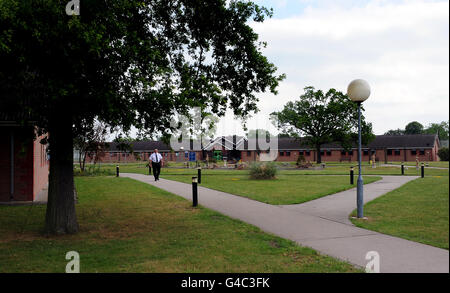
[0, 0, 284, 234]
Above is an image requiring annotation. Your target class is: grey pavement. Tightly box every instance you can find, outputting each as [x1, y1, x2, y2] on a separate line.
[121, 173, 449, 273]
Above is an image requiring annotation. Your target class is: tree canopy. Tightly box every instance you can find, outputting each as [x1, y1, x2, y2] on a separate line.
[271, 86, 375, 163]
[384, 120, 448, 141]
[404, 121, 424, 135]
[424, 121, 449, 141]
[0, 0, 284, 234]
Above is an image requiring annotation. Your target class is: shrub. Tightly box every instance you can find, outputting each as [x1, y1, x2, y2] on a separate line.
[296, 154, 306, 166]
[74, 164, 115, 176]
[438, 147, 449, 161]
[249, 162, 278, 179]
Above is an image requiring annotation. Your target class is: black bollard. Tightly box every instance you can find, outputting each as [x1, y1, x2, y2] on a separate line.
[116, 165, 119, 177]
[401, 163, 404, 175]
[421, 163, 424, 178]
[350, 167, 354, 185]
[197, 167, 202, 184]
[192, 177, 198, 207]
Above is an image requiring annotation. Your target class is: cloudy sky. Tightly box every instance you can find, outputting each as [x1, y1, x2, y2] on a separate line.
[214, 0, 449, 137]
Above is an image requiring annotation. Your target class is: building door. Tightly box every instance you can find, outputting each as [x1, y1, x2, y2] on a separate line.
[0, 130, 12, 201]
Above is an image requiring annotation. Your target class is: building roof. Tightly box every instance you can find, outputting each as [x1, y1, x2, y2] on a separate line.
[366, 135, 438, 149]
[105, 134, 438, 152]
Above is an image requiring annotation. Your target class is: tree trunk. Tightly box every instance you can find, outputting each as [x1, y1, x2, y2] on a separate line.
[316, 145, 322, 164]
[45, 116, 79, 234]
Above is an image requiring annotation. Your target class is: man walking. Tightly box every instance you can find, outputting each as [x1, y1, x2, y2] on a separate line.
[150, 149, 163, 181]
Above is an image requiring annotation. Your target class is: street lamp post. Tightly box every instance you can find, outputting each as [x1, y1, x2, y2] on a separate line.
[347, 79, 371, 219]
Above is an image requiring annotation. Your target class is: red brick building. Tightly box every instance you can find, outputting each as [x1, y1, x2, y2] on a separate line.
[240, 135, 441, 163]
[0, 122, 49, 202]
[87, 140, 179, 163]
[88, 134, 441, 164]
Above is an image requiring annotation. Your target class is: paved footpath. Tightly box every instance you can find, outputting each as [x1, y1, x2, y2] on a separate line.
[121, 173, 449, 273]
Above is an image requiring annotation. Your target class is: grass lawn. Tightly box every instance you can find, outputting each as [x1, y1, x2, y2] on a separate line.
[350, 176, 449, 249]
[82, 162, 449, 177]
[387, 161, 449, 168]
[161, 174, 382, 205]
[0, 176, 360, 273]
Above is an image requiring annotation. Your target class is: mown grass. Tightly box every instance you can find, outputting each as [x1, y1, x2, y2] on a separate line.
[387, 161, 449, 168]
[0, 177, 360, 273]
[350, 176, 449, 250]
[89, 162, 449, 177]
[161, 174, 381, 205]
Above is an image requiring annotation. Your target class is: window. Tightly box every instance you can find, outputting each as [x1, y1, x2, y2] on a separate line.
[247, 151, 251, 156]
[395, 150, 401, 156]
[280, 151, 285, 156]
[305, 150, 311, 156]
[326, 150, 332, 156]
[411, 150, 417, 155]
[286, 151, 291, 156]
[420, 150, 425, 155]
[320, 150, 325, 156]
[363, 150, 369, 156]
[387, 149, 393, 155]
[349, 150, 353, 156]
[341, 151, 346, 155]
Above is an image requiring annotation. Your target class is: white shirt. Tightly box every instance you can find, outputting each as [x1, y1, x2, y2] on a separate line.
[150, 152, 163, 163]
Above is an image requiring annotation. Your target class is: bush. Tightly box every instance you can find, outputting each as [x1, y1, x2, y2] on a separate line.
[74, 164, 115, 176]
[296, 154, 306, 166]
[249, 162, 278, 179]
[438, 147, 449, 161]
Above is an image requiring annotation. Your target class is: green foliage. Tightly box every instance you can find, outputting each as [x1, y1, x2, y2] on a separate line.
[74, 164, 115, 177]
[0, 0, 284, 136]
[405, 121, 424, 135]
[424, 121, 449, 141]
[296, 154, 306, 166]
[385, 120, 448, 141]
[384, 128, 405, 135]
[438, 147, 449, 161]
[249, 162, 278, 179]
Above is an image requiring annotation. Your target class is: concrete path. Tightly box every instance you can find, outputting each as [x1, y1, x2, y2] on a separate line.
[121, 173, 449, 273]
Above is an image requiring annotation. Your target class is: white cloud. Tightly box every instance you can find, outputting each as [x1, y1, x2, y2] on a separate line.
[216, 0, 449, 136]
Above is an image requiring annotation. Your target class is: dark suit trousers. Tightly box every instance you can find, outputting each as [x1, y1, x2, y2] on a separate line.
[151, 162, 161, 179]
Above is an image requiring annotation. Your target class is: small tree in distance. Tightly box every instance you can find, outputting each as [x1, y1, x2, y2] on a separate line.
[271, 86, 375, 164]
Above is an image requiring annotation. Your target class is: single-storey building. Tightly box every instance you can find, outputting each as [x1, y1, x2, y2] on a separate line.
[92, 134, 441, 163]
[0, 119, 49, 202]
